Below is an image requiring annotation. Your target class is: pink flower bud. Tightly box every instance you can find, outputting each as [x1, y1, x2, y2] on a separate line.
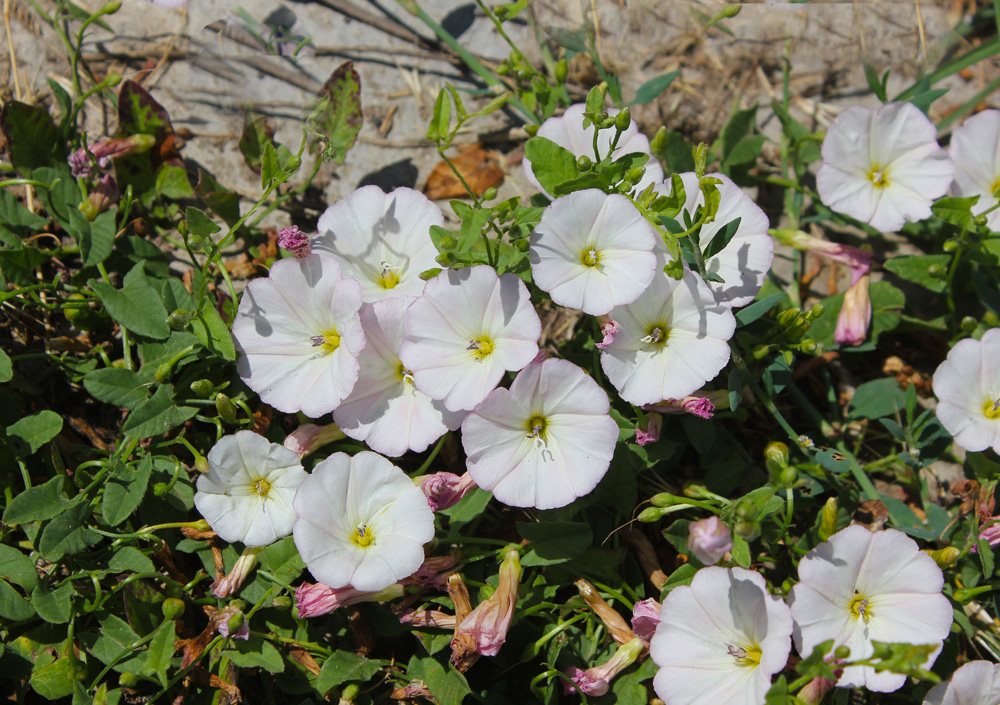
[84, 174, 120, 218]
[283, 423, 346, 458]
[451, 548, 520, 669]
[294, 581, 405, 618]
[213, 546, 263, 598]
[687, 516, 732, 565]
[215, 605, 249, 640]
[635, 413, 661, 446]
[69, 134, 157, 178]
[835, 273, 872, 347]
[630, 598, 661, 641]
[797, 676, 835, 704]
[642, 390, 727, 419]
[595, 318, 620, 350]
[563, 637, 645, 697]
[278, 225, 311, 258]
[779, 230, 874, 285]
[421, 472, 476, 512]
[979, 517, 1000, 547]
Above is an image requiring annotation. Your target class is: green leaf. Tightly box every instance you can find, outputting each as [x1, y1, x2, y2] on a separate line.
[83, 368, 150, 409]
[523, 137, 583, 196]
[406, 655, 470, 705]
[847, 378, 907, 420]
[30, 657, 84, 700]
[516, 521, 592, 566]
[653, 130, 696, 174]
[0, 101, 64, 177]
[863, 63, 889, 102]
[258, 536, 305, 585]
[81, 613, 140, 669]
[194, 168, 241, 229]
[260, 142, 280, 189]
[153, 163, 195, 199]
[122, 383, 198, 438]
[869, 281, 905, 344]
[141, 620, 176, 688]
[702, 216, 741, 260]
[38, 499, 100, 559]
[312, 61, 363, 164]
[736, 292, 786, 326]
[89, 267, 170, 340]
[184, 206, 221, 238]
[908, 88, 948, 115]
[316, 651, 381, 694]
[30, 581, 74, 624]
[102, 454, 153, 526]
[6, 410, 62, 456]
[661, 563, 697, 594]
[721, 104, 757, 164]
[189, 300, 236, 360]
[33, 165, 81, 232]
[731, 533, 751, 567]
[0, 245, 50, 286]
[427, 88, 452, 142]
[79, 208, 117, 267]
[723, 134, 764, 167]
[239, 112, 273, 174]
[2, 475, 69, 524]
[221, 637, 285, 673]
[932, 195, 979, 230]
[883, 254, 951, 293]
[0, 544, 38, 590]
[108, 546, 155, 574]
[0, 577, 35, 620]
[631, 71, 679, 106]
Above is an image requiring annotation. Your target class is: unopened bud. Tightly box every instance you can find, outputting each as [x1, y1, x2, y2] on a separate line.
[162, 597, 185, 620]
[554, 59, 568, 84]
[103, 72, 122, 88]
[190, 379, 215, 397]
[154, 361, 175, 383]
[515, 238, 530, 253]
[637, 506, 667, 523]
[719, 3, 741, 17]
[615, 108, 632, 133]
[482, 186, 498, 201]
[927, 264, 944, 278]
[807, 303, 825, 319]
[930, 546, 960, 569]
[153, 482, 169, 496]
[625, 167, 646, 184]
[438, 234, 457, 250]
[166, 308, 191, 330]
[617, 180, 634, 194]
[651, 492, 686, 507]
[600, 116, 617, 130]
[419, 268, 442, 280]
[818, 496, 838, 541]
[753, 344, 775, 360]
[650, 126, 667, 154]
[735, 500, 753, 520]
[975, 215, 989, 228]
[764, 441, 790, 469]
[216, 393, 238, 423]
[226, 611, 245, 635]
[986, 310, 1000, 326]
[435, 252, 457, 267]
[961, 316, 977, 332]
[177, 220, 189, 237]
[943, 239, 960, 252]
[576, 155, 594, 171]
[833, 645, 851, 660]
[734, 519, 760, 542]
[778, 466, 798, 486]
[341, 684, 360, 702]
[272, 595, 293, 610]
[797, 339, 818, 355]
[286, 155, 302, 172]
[100, 0, 123, 13]
[776, 308, 801, 327]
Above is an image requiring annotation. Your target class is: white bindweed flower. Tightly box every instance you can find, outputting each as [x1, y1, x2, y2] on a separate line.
[949, 109, 1000, 232]
[530, 190, 657, 315]
[334, 297, 466, 456]
[922, 661, 1000, 705]
[816, 102, 954, 233]
[400, 265, 541, 412]
[600, 263, 736, 406]
[292, 451, 435, 592]
[194, 431, 307, 547]
[232, 254, 365, 417]
[462, 358, 618, 509]
[660, 172, 774, 308]
[788, 525, 953, 692]
[932, 328, 1000, 454]
[524, 103, 664, 198]
[314, 185, 443, 302]
[650, 566, 793, 705]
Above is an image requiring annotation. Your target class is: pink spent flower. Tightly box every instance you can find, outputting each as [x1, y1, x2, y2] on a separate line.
[635, 413, 662, 446]
[278, 225, 311, 258]
[452, 548, 520, 668]
[687, 516, 732, 565]
[835, 273, 872, 347]
[420, 472, 477, 512]
[564, 638, 645, 697]
[630, 598, 662, 642]
[283, 423, 346, 457]
[294, 581, 405, 618]
[596, 318, 620, 350]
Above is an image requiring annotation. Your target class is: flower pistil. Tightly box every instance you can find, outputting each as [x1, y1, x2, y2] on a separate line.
[867, 165, 889, 188]
[727, 642, 763, 668]
[581, 247, 601, 267]
[849, 589, 873, 623]
[466, 335, 496, 360]
[351, 523, 374, 548]
[310, 329, 341, 353]
[983, 396, 1000, 420]
[641, 324, 667, 346]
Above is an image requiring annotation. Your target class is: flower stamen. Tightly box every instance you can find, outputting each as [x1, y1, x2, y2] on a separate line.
[727, 643, 762, 667]
[867, 165, 889, 189]
[376, 260, 401, 290]
[253, 478, 271, 497]
[984, 396, 1000, 420]
[310, 329, 341, 354]
[581, 247, 600, 268]
[351, 523, 374, 548]
[849, 589, 873, 623]
[466, 336, 496, 360]
[641, 326, 665, 346]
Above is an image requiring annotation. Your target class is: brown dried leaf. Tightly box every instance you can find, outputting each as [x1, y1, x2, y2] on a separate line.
[851, 500, 889, 531]
[423, 144, 505, 200]
[288, 646, 321, 676]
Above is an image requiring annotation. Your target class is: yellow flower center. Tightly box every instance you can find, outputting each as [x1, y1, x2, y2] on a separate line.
[396, 360, 414, 384]
[727, 643, 762, 668]
[641, 324, 668, 347]
[984, 397, 1000, 420]
[867, 165, 889, 189]
[525, 415, 548, 441]
[253, 478, 271, 498]
[849, 590, 873, 623]
[351, 523, 374, 548]
[376, 261, 401, 290]
[581, 247, 600, 268]
[310, 329, 341, 354]
[466, 335, 495, 360]
[991, 179, 1000, 198]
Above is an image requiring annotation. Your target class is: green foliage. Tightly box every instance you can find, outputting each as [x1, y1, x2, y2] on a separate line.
[309, 61, 363, 164]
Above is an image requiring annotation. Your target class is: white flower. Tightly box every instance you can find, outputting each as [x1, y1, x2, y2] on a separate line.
[932, 328, 1000, 454]
[194, 431, 307, 547]
[788, 525, 953, 693]
[232, 254, 365, 417]
[334, 297, 466, 457]
[313, 185, 443, 302]
[399, 265, 541, 412]
[816, 102, 954, 233]
[530, 190, 657, 315]
[524, 103, 664, 198]
[923, 661, 1000, 705]
[949, 109, 1000, 232]
[462, 358, 618, 509]
[650, 566, 793, 705]
[600, 263, 736, 406]
[292, 451, 435, 592]
[659, 173, 773, 308]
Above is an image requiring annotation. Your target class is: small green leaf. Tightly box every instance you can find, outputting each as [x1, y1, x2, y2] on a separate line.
[736, 292, 786, 326]
[311, 61, 363, 164]
[428, 88, 452, 142]
[631, 71, 679, 106]
[239, 112, 273, 175]
[883, 254, 951, 293]
[189, 300, 236, 361]
[221, 637, 285, 673]
[847, 378, 907, 420]
[723, 135, 764, 167]
[83, 368, 150, 409]
[731, 533, 751, 567]
[30, 581, 74, 624]
[517, 521, 592, 566]
[0, 101, 64, 177]
[102, 454, 153, 526]
[0, 577, 35, 620]
[38, 499, 100, 559]
[108, 546, 156, 574]
[30, 657, 84, 700]
[523, 137, 584, 196]
[90, 266, 170, 340]
[141, 620, 177, 688]
[863, 63, 889, 102]
[316, 651, 381, 694]
[184, 206, 221, 238]
[721, 104, 757, 164]
[77, 208, 117, 267]
[122, 384, 198, 439]
[260, 142, 280, 189]
[2, 475, 69, 525]
[7, 410, 63, 456]
[0, 544, 38, 591]
[931, 195, 979, 231]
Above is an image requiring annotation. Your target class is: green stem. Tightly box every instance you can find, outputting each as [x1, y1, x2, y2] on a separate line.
[415, 433, 448, 475]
